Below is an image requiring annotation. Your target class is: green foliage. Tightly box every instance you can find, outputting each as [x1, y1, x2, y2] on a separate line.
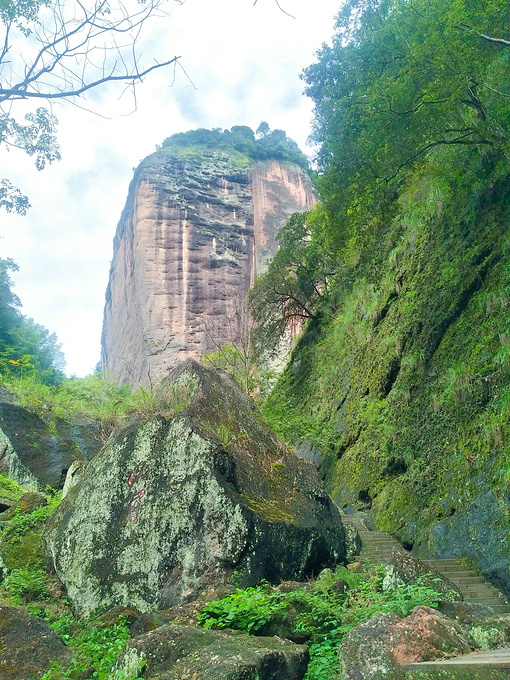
[303, 0, 510, 259]
[4, 567, 49, 603]
[249, 208, 334, 351]
[199, 583, 285, 633]
[39, 613, 143, 680]
[198, 566, 443, 680]
[469, 624, 505, 649]
[0, 258, 65, 383]
[7, 491, 62, 537]
[1, 372, 196, 441]
[0, 473, 24, 501]
[161, 124, 310, 172]
[0, 488, 61, 580]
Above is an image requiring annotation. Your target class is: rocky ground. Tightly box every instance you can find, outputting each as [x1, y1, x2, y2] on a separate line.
[1, 362, 510, 679]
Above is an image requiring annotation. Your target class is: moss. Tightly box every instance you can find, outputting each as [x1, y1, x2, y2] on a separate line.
[265, 145, 510, 592]
[0, 474, 24, 502]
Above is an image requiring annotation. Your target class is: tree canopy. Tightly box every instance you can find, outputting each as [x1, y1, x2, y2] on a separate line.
[302, 0, 510, 255]
[253, 0, 510, 347]
[0, 258, 65, 384]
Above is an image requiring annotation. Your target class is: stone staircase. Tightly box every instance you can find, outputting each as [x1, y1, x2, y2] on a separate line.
[341, 511, 510, 614]
[341, 512, 510, 678]
[422, 559, 510, 615]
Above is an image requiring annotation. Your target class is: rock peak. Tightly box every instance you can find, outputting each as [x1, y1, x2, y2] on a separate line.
[101, 145, 316, 385]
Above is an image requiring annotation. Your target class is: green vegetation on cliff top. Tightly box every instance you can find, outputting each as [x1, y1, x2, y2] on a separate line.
[159, 123, 310, 172]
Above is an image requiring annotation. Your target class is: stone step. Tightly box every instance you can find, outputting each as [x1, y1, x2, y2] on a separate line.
[458, 584, 506, 595]
[439, 570, 483, 579]
[405, 647, 510, 679]
[469, 596, 510, 605]
[450, 576, 485, 585]
[345, 519, 510, 618]
[486, 604, 510, 614]
[360, 543, 400, 549]
[423, 559, 468, 567]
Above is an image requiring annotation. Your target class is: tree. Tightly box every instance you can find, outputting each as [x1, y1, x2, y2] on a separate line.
[256, 121, 270, 138]
[0, 0, 182, 213]
[302, 0, 510, 257]
[0, 257, 65, 383]
[249, 207, 333, 349]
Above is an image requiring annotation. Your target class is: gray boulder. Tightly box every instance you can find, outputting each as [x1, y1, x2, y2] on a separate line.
[113, 624, 309, 680]
[0, 606, 72, 680]
[0, 402, 101, 490]
[44, 360, 345, 615]
[390, 549, 463, 601]
[338, 606, 472, 680]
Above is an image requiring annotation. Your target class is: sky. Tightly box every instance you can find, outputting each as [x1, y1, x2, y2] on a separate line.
[0, 0, 341, 377]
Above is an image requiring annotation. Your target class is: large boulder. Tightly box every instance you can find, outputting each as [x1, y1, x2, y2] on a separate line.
[0, 606, 72, 680]
[0, 401, 101, 490]
[113, 624, 309, 680]
[338, 606, 472, 680]
[44, 360, 345, 615]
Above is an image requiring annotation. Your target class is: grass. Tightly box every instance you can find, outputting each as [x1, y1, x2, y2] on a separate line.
[0, 372, 196, 442]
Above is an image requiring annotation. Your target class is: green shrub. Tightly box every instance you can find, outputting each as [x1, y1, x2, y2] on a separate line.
[198, 565, 443, 680]
[40, 613, 144, 680]
[4, 567, 49, 602]
[0, 473, 24, 501]
[470, 625, 505, 649]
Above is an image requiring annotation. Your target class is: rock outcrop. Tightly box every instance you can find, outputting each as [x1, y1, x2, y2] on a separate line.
[44, 360, 344, 615]
[0, 606, 72, 680]
[101, 148, 316, 385]
[0, 399, 101, 490]
[338, 606, 472, 680]
[114, 624, 309, 680]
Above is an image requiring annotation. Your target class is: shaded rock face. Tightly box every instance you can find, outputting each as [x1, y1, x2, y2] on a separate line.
[0, 606, 72, 680]
[0, 402, 101, 490]
[338, 606, 472, 680]
[44, 360, 344, 615]
[115, 624, 309, 680]
[101, 150, 316, 385]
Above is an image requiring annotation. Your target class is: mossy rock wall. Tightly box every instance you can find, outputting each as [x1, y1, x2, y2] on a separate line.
[44, 361, 344, 615]
[266, 169, 510, 594]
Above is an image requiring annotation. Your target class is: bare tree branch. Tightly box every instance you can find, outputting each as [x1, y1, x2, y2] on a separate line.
[456, 23, 510, 47]
[0, 0, 181, 104]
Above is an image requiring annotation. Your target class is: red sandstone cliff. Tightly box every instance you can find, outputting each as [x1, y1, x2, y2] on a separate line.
[101, 148, 316, 385]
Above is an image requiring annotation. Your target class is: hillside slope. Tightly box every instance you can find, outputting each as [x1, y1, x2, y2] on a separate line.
[262, 0, 510, 595]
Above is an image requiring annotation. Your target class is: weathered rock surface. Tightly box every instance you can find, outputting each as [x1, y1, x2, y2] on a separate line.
[44, 360, 344, 615]
[338, 606, 472, 680]
[0, 606, 72, 680]
[114, 624, 309, 680]
[101, 148, 316, 385]
[0, 402, 101, 490]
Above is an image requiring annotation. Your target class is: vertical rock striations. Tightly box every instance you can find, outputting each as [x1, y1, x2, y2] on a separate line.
[101, 147, 315, 385]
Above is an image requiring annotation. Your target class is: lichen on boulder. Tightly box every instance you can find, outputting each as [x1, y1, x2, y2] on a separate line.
[44, 360, 345, 615]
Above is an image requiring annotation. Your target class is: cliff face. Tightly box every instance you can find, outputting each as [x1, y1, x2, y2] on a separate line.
[101, 149, 315, 385]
